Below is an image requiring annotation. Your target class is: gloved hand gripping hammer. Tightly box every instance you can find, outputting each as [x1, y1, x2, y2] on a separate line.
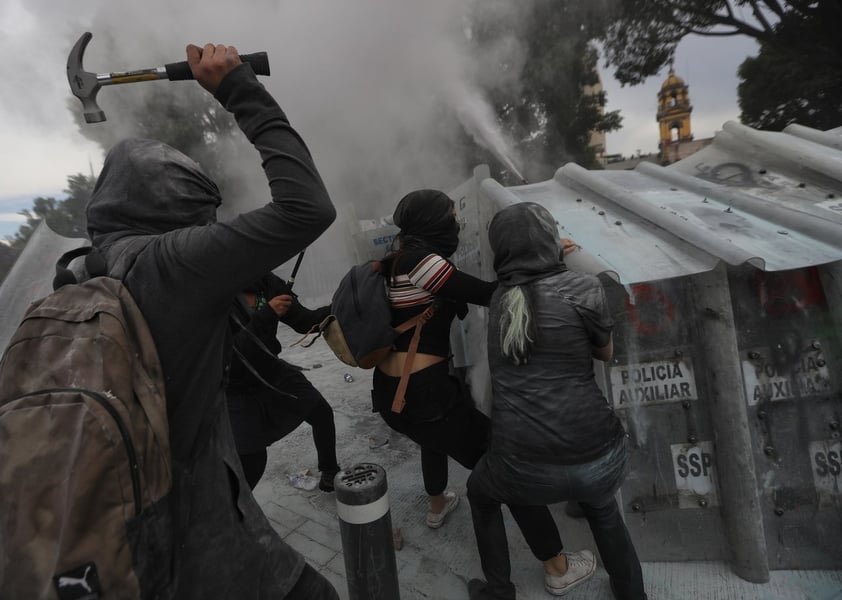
[67, 32, 271, 123]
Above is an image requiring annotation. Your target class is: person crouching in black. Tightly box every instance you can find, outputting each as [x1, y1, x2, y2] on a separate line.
[226, 272, 341, 491]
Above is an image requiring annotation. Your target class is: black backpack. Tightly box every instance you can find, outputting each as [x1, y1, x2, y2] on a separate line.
[296, 260, 433, 411]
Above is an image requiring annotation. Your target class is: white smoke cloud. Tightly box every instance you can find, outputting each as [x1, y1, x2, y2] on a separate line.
[4, 0, 529, 194]
[2, 0, 537, 295]
[67, 0, 530, 214]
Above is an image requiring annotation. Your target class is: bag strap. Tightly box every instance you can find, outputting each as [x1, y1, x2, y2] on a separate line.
[390, 304, 435, 413]
[229, 309, 298, 399]
[229, 344, 298, 400]
[53, 237, 153, 290]
[290, 320, 326, 349]
[230, 308, 284, 364]
[53, 246, 106, 289]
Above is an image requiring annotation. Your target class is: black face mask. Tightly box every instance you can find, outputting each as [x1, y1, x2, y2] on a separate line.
[393, 189, 460, 257]
[437, 217, 460, 257]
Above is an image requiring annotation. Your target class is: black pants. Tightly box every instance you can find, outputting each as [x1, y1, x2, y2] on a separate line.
[229, 362, 339, 489]
[466, 437, 647, 600]
[373, 362, 488, 496]
[239, 450, 269, 490]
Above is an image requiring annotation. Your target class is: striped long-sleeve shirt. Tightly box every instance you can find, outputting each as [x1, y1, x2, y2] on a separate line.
[388, 249, 496, 356]
[389, 253, 455, 309]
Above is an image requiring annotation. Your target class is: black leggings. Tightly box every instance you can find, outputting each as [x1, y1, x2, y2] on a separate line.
[230, 359, 340, 489]
[373, 362, 488, 496]
[307, 397, 339, 474]
[239, 449, 268, 490]
[238, 395, 338, 490]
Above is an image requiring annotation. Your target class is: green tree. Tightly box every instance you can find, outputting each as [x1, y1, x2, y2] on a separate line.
[470, 0, 622, 181]
[3, 80, 232, 280]
[737, 9, 842, 130]
[69, 85, 240, 193]
[601, 0, 842, 130]
[6, 174, 95, 251]
[0, 243, 18, 282]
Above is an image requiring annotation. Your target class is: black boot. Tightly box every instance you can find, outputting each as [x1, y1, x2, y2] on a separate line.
[319, 469, 339, 492]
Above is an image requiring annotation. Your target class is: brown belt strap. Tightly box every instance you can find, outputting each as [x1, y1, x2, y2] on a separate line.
[391, 305, 435, 413]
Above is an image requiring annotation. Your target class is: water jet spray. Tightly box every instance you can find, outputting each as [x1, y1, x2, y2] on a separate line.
[447, 83, 527, 184]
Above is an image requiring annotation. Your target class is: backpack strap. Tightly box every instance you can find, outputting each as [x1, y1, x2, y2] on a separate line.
[229, 343, 298, 400]
[53, 246, 107, 290]
[289, 320, 325, 349]
[390, 304, 436, 414]
[229, 307, 283, 363]
[229, 309, 299, 399]
[53, 236, 154, 290]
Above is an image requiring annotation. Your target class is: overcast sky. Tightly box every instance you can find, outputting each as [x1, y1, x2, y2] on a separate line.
[601, 33, 759, 159]
[0, 0, 758, 239]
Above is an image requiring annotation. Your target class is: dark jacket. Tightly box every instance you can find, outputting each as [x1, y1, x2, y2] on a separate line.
[85, 64, 335, 599]
[227, 272, 329, 392]
[485, 203, 623, 465]
[487, 270, 623, 464]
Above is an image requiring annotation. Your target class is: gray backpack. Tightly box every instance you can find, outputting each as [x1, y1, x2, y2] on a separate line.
[0, 248, 173, 599]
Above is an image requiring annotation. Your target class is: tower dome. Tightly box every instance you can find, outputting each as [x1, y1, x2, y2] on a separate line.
[660, 69, 686, 90]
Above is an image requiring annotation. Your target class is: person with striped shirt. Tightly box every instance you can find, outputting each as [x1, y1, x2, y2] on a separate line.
[371, 189, 496, 528]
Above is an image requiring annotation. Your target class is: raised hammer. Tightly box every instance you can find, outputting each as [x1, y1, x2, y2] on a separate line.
[67, 32, 271, 123]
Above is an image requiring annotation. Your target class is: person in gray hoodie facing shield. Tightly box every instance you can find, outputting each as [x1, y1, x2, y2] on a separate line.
[466, 202, 646, 600]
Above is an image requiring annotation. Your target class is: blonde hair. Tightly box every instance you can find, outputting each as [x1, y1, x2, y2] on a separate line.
[499, 286, 534, 365]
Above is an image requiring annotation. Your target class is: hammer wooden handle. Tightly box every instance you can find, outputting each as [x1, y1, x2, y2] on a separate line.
[164, 52, 271, 81]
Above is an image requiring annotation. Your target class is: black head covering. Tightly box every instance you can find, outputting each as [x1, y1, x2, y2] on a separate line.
[488, 202, 566, 286]
[86, 138, 221, 245]
[392, 189, 459, 257]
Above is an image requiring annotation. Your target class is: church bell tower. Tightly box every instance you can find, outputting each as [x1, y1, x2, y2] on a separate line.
[657, 68, 693, 162]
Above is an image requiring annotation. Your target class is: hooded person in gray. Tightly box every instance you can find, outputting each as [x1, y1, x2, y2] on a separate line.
[466, 202, 645, 600]
[84, 44, 338, 599]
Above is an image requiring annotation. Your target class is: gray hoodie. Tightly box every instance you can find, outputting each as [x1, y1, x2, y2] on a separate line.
[487, 203, 623, 465]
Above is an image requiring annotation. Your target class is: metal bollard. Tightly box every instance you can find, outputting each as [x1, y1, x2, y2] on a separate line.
[335, 463, 400, 600]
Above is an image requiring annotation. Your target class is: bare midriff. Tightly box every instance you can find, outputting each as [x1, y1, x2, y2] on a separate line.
[378, 351, 446, 377]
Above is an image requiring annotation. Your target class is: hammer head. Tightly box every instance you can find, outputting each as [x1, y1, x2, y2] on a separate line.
[67, 32, 106, 123]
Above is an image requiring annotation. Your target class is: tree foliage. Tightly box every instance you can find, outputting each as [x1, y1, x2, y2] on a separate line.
[3, 81, 232, 280]
[470, 0, 622, 180]
[737, 5, 842, 130]
[5, 174, 96, 251]
[69, 85, 240, 193]
[1, 174, 95, 283]
[601, 0, 842, 130]
[0, 243, 17, 282]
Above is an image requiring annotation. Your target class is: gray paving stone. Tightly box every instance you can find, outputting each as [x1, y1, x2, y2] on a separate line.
[269, 519, 294, 540]
[297, 519, 343, 553]
[284, 531, 339, 567]
[325, 553, 347, 577]
[261, 499, 308, 532]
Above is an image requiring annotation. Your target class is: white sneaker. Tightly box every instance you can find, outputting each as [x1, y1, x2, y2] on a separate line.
[425, 491, 459, 529]
[544, 550, 596, 596]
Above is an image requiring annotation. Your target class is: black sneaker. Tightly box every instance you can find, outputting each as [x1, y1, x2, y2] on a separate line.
[467, 578, 487, 600]
[319, 469, 339, 492]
